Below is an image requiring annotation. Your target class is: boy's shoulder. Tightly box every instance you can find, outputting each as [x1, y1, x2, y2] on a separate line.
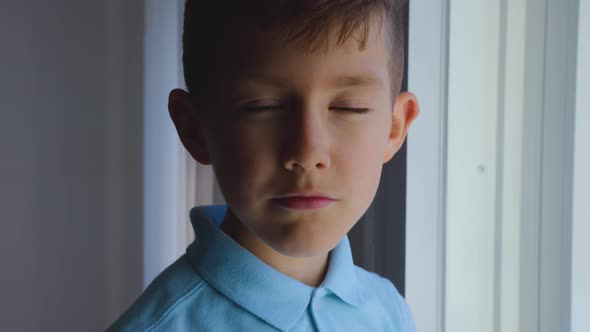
[353, 265, 416, 331]
[354, 264, 398, 296]
[106, 254, 206, 332]
[106, 202, 415, 331]
[106, 253, 415, 332]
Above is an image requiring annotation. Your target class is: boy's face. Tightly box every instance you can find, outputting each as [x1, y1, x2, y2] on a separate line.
[170, 19, 419, 258]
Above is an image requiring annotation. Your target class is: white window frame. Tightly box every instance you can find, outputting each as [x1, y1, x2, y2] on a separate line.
[143, 0, 186, 286]
[143, 0, 223, 287]
[406, 1, 449, 331]
[571, 2, 590, 331]
[406, 0, 584, 331]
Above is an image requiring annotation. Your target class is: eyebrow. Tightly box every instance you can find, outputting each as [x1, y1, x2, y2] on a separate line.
[234, 74, 384, 90]
[329, 74, 384, 89]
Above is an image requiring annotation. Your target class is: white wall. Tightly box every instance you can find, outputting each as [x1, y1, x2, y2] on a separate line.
[0, 1, 144, 330]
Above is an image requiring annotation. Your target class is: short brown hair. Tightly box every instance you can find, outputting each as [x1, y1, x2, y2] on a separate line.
[182, 0, 406, 113]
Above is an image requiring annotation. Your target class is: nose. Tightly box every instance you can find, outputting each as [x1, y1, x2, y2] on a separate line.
[281, 107, 331, 173]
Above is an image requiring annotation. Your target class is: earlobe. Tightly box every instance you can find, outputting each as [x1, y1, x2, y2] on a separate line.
[383, 92, 420, 163]
[168, 89, 212, 165]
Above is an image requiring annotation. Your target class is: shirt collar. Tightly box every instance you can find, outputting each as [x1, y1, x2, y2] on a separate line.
[186, 205, 365, 331]
[320, 231, 365, 306]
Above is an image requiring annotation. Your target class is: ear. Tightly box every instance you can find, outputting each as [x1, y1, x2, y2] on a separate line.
[383, 92, 420, 163]
[168, 89, 212, 165]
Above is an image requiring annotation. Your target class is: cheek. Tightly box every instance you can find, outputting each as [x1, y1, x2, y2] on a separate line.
[337, 118, 388, 166]
[209, 123, 277, 201]
[334, 124, 387, 199]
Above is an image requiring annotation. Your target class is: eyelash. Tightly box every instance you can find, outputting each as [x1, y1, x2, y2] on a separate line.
[241, 106, 370, 114]
[334, 107, 370, 114]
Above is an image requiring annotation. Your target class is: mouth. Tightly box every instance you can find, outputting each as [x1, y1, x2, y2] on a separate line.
[272, 196, 336, 210]
[274, 191, 333, 199]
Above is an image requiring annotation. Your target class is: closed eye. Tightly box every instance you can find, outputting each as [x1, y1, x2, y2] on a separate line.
[240, 106, 370, 114]
[331, 107, 370, 114]
[240, 105, 283, 112]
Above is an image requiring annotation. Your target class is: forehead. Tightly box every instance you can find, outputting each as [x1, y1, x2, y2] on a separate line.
[214, 19, 392, 92]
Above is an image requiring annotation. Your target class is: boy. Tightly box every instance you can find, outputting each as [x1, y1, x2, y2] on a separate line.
[108, 0, 419, 330]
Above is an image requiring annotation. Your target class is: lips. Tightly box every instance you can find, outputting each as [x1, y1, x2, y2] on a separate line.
[274, 191, 332, 199]
[273, 196, 335, 210]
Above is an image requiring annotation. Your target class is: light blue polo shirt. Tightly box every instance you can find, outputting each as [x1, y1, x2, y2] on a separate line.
[107, 205, 416, 331]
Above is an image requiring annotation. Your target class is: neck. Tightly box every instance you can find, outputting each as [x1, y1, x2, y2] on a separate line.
[220, 212, 329, 287]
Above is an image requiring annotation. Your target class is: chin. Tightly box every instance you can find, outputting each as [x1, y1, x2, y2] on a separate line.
[266, 230, 343, 258]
